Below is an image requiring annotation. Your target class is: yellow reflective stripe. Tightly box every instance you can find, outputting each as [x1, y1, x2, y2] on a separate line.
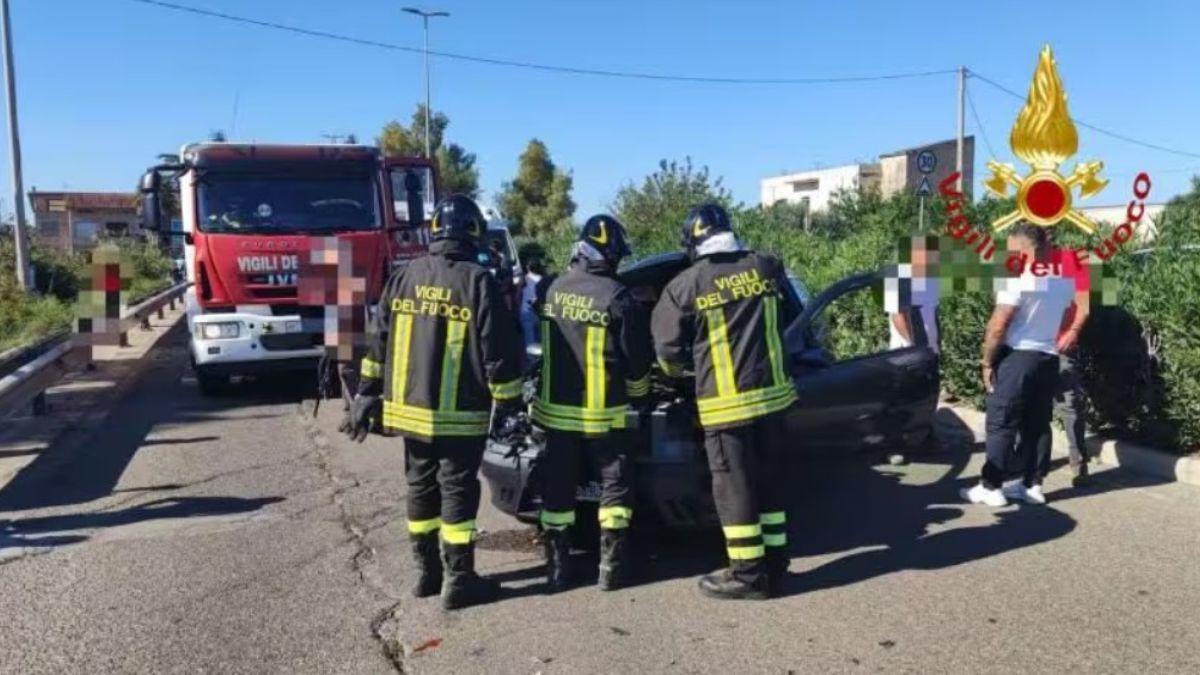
[585, 325, 606, 409]
[489, 379, 522, 400]
[760, 511, 787, 525]
[540, 319, 552, 401]
[722, 523, 762, 539]
[698, 388, 797, 427]
[383, 401, 490, 422]
[697, 384, 797, 413]
[390, 314, 414, 403]
[727, 544, 766, 560]
[599, 506, 633, 529]
[625, 373, 650, 397]
[763, 533, 787, 547]
[540, 510, 576, 529]
[441, 519, 476, 544]
[383, 402, 490, 437]
[407, 517, 441, 534]
[657, 357, 684, 377]
[706, 309, 737, 396]
[764, 296, 788, 387]
[531, 400, 627, 420]
[530, 403, 627, 433]
[360, 357, 383, 379]
[439, 320, 467, 411]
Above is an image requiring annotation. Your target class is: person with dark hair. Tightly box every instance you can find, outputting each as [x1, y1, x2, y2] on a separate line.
[962, 222, 1077, 507]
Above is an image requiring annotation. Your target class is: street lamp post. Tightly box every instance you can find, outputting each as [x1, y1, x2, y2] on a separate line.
[402, 7, 449, 159]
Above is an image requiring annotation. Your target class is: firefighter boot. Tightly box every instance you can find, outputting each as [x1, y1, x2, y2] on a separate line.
[598, 528, 629, 591]
[543, 528, 574, 593]
[765, 546, 789, 594]
[698, 560, 770, 601]
[409, 531, 442, 598]
[440, 542, 500, 611]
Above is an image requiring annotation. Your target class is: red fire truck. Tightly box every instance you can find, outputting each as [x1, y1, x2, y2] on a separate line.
[138, 143, 437, 394]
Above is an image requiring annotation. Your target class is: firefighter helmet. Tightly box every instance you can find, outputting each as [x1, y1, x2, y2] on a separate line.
[680, 203, 733, 252]
[580, 214, 632, 264]
[430, 194, 486, 243]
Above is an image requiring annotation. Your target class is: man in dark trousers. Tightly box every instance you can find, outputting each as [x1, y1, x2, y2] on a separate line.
[346, 194, 523, 610]
[532, 215, 652, 592]
[963, 222, 1078, 507]
[652, 203, 799, 600]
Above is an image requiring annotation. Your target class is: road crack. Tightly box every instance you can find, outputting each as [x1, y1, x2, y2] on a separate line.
[298, 402, 407, 673]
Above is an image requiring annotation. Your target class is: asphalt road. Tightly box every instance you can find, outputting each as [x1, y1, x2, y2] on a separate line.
[2, 327, 1199, 674]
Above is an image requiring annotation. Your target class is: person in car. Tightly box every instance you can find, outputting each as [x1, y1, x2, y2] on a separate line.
[346, 195, 523, 610]
[531, 215, 652, 592]
[651, 203, 799, 600]
[963, 222, 1079, 507]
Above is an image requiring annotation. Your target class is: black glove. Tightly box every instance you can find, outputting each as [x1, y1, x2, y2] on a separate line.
[345, 395, 381, 443]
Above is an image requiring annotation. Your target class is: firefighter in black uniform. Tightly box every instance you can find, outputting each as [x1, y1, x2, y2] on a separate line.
[651, 203, 799, 600]
[346, 194, 523, 611]
[532, 215, 652, 592]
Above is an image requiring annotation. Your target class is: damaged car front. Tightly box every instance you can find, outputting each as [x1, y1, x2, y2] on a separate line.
[481, 252, 939, 534]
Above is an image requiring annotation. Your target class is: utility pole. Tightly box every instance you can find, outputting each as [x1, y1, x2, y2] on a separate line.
[956, 65, 966, 195]
[402, 7, 449, 159]
[1, 0, 29, 290]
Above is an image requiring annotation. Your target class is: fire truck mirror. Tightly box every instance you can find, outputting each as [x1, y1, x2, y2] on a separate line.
[138, 170, 163, 232]
[404, 169, 425, 227]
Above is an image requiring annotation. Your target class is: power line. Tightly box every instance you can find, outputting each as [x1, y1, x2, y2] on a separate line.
[969, 70, 1200, 161]
[125, 0, 957, 85]
[964, 83, 997, 158]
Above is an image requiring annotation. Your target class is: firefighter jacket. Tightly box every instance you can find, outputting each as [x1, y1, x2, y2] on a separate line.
[359, 239, 522, 440]
[532, 259, 653, 435]
[651, 250, 798, 430]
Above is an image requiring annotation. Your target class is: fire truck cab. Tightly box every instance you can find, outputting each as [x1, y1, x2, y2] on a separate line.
[138, 143, 437, 394]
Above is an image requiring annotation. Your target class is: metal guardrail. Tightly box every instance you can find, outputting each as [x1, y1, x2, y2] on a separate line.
[0, 282, 189, 420]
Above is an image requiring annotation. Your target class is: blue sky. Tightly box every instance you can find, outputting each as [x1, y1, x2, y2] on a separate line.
[3, 0, 1198, 220]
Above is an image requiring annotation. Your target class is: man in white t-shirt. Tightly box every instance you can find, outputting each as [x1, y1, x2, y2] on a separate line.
[961, 222, 1079, 507]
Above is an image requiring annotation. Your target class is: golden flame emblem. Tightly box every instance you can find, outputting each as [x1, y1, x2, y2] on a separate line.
[985, 45, 1108, 233]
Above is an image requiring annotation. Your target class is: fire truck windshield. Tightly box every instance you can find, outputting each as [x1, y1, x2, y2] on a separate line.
[197, 174, 380, 234]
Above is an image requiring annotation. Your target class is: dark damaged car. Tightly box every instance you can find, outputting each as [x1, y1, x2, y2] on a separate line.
[481, 252, 939, 533]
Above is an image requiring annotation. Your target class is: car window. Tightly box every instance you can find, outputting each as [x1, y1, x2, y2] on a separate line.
[814, 283, 890, 362]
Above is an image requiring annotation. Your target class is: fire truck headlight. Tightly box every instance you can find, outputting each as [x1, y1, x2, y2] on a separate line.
[198, 322, 240, 340]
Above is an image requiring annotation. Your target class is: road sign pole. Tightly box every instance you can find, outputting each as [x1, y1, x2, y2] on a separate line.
[1, 0, 30, 291]
[919, 195, 925, 232]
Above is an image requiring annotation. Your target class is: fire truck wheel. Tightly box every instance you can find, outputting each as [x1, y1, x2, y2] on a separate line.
[195, 366, 230, 397]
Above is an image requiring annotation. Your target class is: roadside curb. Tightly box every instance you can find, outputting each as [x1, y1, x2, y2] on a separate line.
[939, 403, 1200, 487]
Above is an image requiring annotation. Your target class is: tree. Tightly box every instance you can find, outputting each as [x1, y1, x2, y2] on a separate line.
[377, 104, 480, 198]
[611, 158, 732, 256]
[497, 139, 576, 239]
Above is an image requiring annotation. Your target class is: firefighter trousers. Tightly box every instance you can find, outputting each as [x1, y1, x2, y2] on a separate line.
[404, 436, 486, 545]
[539, 430, 633, 532]
[703, 412, 789, 575]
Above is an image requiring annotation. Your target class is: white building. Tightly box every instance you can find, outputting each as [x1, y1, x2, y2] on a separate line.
[760, 164, 881, 213]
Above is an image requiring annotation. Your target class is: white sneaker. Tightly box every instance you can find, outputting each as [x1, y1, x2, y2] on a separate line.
[1002, 482, 1047, 505]
[960, 483, 1008, 507]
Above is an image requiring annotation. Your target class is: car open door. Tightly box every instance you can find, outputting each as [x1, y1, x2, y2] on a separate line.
[782, 272, 940, 452]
